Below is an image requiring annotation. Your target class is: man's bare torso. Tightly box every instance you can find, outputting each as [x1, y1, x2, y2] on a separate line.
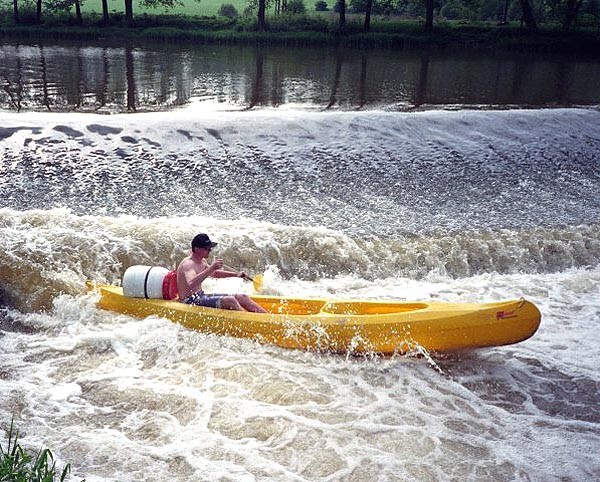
[176, 256, 208, 299]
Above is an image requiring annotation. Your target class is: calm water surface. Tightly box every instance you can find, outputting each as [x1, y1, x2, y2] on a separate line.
[1, 39, 599, 112]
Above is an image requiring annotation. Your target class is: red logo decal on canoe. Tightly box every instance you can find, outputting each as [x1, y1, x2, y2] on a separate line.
[496, 310, 517, 320]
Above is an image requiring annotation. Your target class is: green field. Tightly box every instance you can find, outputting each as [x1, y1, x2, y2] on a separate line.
[81, 0, 328, 16]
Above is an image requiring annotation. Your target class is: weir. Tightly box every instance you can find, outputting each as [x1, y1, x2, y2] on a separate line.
[1, 45, 599, 479]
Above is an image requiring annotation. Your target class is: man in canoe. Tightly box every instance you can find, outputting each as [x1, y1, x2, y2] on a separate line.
[177, 233, 267, 312]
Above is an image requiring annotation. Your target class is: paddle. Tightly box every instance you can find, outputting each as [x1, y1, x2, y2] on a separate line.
[250, 274, 264, 292]
[222, 263, 263, 291]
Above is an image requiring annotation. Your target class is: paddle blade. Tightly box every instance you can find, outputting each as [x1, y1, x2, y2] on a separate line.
[252, 274, 264, 292]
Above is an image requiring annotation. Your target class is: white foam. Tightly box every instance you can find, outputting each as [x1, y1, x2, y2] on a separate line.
[1, 108, 599, 480]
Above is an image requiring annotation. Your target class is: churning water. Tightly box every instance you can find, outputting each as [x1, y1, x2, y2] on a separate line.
[1, 106, 599, 481]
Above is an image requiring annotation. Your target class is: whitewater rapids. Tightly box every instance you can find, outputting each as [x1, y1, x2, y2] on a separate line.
[1, 108, 599, 481]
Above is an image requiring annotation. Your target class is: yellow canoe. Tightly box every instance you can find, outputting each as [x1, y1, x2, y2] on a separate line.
[88, 284, 541, 354]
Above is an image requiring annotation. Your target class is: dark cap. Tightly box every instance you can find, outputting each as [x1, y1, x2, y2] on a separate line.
[191, 233, 218, 250]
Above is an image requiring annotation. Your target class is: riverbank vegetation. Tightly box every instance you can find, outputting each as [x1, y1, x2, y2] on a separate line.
[0, 419, 78, 482]
[1, 0, 599, 51]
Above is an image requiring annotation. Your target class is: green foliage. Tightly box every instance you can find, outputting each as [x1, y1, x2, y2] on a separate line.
[45, 0, 82, 14]
[140, 0, 185, 10]
[4, 0, 600, 28]
[218, 2, 239, 17]
[440, 0, 466, 18]
[0, 419, 77, 482]
[287, 0, 307, 13]
[267, 11, 328, 30]
[349, 0, 398, 14]
[246, 0, 274, 13]
[348, 0, 365, 12]
[2, 0, 600, 38]
[374, 0, 398, 14]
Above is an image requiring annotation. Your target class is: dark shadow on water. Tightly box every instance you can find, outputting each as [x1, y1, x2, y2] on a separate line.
[0, 287, 36, 334]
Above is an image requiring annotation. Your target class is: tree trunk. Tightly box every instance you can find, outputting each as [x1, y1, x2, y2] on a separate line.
[502, 0, 509, 24]
[40, 46, 51, 111]
[327, 52, 343, 108]
[36, 0, 42, 23]
[257, 0, 266, 31]
[563, 0, 582, 31]
[248, 50, 264, 109]
[357, 54, 367, 109]
[124, 0, 133, 25]
[339, 0, 346, 31]
[425, 0, 434, 32]
[517, 0, 537, 32]
[125, 47, 136, 111]
[414, 50, 430, 107]
[101, 0, 109, 24]
[13, 0, 19, 24]
[74, 0, 83, 25]
[364, 0, 373, 32]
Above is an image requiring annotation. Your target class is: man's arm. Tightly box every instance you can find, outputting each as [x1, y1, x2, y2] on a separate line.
[212, 269, 244, 279]
[183, 259, 221, 293]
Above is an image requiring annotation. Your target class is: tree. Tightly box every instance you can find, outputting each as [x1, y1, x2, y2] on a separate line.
[136, 0, 184, 24]
[74, 0, 82, 23]
[218, 3, 240, 17]
[13, 0, 19, 23]
[563, 0, 584, 30]
[364, 0, 373, 30]
[258, 0, 267, 29]
[101, 0, 109, 23]
[517, 0, 538, 30]
[338, 0, 346, 29]
[460, 0, 482, 20]
[46, 0, 83, 24]
[124, 0, 133, 23]
[248, 0, 269, 30]
[425, 0, 434, 31]
[287, 0, 306, 12]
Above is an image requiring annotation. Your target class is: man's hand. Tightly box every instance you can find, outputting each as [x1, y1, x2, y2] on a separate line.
[210, 258, 224, 272]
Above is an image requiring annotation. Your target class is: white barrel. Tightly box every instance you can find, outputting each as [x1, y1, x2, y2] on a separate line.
[122, 265, 169, 299]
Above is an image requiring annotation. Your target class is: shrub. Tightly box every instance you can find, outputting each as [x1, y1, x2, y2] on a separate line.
[440, 0, 466, 20]
[315, 0, 329, 10]
[218, 3, 240, 18]
[349, 0, 365, 13]
[0, 418, 81, 482]
[287, 0, 307, 13]
[268, 13, 329, 31]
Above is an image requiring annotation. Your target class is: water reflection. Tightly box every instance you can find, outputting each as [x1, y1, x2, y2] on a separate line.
[0, 40, 599, 112]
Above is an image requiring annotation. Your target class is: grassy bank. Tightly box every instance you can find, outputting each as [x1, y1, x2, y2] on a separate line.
[0, 419, 80, 482]
[1, 12, 599, 53]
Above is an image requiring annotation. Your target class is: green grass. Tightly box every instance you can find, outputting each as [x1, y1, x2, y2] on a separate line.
[1, 9, 599, 53]
[0, 418, 80, 482]
[82, 0, 292, 16]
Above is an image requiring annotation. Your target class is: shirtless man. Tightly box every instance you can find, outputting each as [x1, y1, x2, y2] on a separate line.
[177, 233, 267, 312]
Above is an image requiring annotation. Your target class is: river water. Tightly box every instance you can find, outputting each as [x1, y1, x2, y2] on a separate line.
[1, 40, 600, 482]
[2, 40, 600, 112]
